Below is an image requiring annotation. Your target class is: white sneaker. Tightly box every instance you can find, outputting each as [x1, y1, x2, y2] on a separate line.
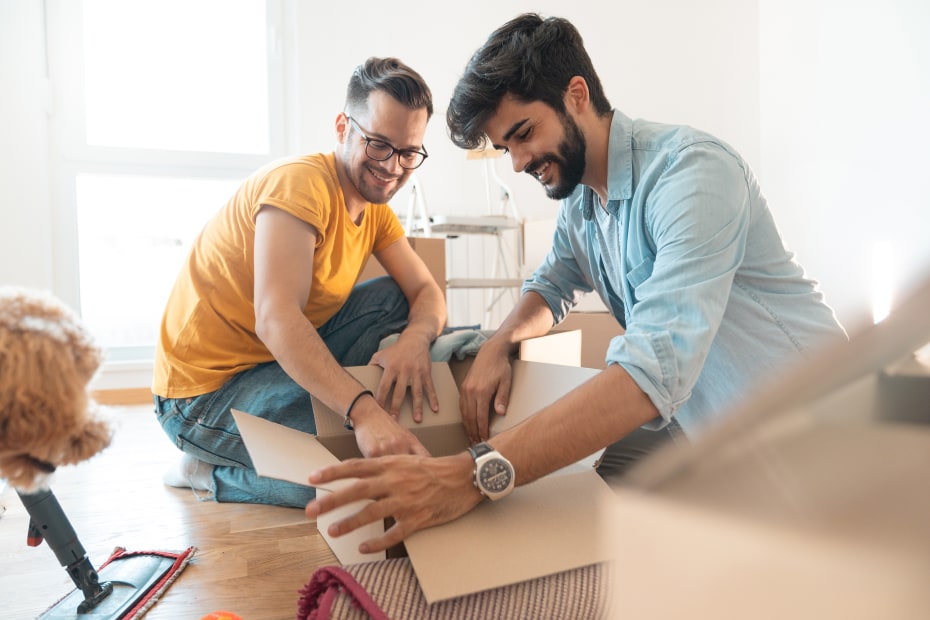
[163, 454, 214, 492]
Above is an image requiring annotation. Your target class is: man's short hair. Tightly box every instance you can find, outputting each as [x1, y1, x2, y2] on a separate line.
[346, 57, 433, 119]
[447, 13, 611, 150]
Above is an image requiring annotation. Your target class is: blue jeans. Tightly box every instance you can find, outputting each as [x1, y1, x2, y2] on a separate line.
[154, 276, 410, 508]
[595, 419, 685, 485]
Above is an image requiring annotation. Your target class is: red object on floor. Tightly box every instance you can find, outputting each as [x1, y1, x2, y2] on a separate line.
[97, 546, 198, 619]
[296, 565, 390, 620]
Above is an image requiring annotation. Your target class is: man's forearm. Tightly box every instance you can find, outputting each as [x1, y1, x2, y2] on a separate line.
[399, 283, 446, 345]
[256, 305, 369, 412]
[483, 291, 556, 356]
[491, 363, 661, 486]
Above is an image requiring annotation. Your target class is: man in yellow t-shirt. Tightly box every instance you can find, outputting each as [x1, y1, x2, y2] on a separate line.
[152, 57, 447, 507]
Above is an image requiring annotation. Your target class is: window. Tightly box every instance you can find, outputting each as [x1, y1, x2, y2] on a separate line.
[46, 0, 291, 362]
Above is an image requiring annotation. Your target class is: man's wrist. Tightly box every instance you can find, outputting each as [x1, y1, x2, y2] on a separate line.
[481, 332, 520, 358]
[397, 324, 437, 348]
[343, 390, 376, 431]
[451, 451, 485, 502]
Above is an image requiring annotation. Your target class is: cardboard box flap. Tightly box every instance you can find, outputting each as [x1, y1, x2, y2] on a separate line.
[315, 495, 386, 565]
[492, 359, 605, 469]
[231, 408, 343, 490]
[494, 359, 600, 430]
[231, 409, 386, 563]
[405, 468, 614, 603]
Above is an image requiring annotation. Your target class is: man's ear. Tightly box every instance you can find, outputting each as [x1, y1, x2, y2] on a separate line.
[564, 76, 590, 114]
[335, 112, 350, 144]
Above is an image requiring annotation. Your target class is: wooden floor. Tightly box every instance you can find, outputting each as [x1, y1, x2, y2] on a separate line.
[0, 404, 339, 620]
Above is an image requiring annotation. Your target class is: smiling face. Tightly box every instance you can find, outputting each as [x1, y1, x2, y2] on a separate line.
[337, 89, 429, 206]
[484, 94, 587, 200]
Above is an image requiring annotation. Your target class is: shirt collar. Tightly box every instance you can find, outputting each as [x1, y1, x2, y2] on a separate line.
[581, 109, 633, 220]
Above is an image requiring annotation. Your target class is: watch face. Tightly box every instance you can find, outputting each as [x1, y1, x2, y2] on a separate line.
[478, 457, 514, 493]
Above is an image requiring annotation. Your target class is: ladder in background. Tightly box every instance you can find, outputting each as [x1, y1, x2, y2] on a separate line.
[404, 165, 524, 328]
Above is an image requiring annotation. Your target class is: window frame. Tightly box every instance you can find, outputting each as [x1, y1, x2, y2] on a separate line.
[45, 0, 295, 368]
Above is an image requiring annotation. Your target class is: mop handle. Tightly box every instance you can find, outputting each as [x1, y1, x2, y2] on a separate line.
[18, 488, 114, 612]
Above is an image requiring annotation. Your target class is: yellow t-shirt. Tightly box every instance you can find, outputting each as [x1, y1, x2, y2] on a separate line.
[153, 152, 405, 398]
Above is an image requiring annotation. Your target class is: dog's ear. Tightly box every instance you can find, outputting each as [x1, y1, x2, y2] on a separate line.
[58, 305, 104, 383]
[62, 410, 113, 465]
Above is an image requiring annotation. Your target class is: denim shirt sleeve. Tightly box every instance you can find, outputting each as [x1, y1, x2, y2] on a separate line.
[613, 140, 752, 425]
[521, 196, 597, 326]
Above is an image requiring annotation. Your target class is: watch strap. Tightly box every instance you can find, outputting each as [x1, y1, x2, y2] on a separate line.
[468, 442, 494, 460]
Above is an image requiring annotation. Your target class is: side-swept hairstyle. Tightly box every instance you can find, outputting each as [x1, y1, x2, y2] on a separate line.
[345, 57, 433, 119]
[447, 13, 611, 150]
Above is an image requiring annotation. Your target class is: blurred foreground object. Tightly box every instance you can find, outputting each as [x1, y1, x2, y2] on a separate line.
[604, 273, 930, 619]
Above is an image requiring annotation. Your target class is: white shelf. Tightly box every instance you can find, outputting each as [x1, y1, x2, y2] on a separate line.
[447, 277, 524, 289]
[402, 173, 524, 328]
[409, 214, 521, 236]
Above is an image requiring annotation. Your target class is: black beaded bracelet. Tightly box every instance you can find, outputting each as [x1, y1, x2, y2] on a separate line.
[343, 389, 374, 431]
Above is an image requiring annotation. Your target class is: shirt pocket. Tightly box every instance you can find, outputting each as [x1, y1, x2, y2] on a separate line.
[625, 255, 654, 305]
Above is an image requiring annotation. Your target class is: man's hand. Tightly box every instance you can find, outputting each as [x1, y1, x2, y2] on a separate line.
[351, 397, 431, 457]
[305, 452, 483, 554]
[369, 332, 438, 422]
[459, 342, 513, 442]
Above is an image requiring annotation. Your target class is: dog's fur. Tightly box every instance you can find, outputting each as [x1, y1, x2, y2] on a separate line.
[0, 287, 112, 492]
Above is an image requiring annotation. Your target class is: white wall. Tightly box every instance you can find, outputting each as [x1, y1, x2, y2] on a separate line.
[0, 1, 55, 290]
[292, 0, 761, 224]
[760, 0, 930, 332]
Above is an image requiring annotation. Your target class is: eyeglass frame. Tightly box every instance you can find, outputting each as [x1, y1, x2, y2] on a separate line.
[345, 115, 429, 170]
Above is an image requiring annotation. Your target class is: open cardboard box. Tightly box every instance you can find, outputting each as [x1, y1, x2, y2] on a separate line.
[232, 345, 615, 603]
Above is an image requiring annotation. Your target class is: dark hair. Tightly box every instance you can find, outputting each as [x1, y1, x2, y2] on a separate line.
[447, 13, 611, 150]
[345, 57, 433, 119]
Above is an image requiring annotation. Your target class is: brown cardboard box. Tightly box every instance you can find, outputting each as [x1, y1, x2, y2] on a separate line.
[358, 236, 446, 299]
[231, 344, 611, 603]
[519, 329, 582, 366]
[554, 311, 625, 369]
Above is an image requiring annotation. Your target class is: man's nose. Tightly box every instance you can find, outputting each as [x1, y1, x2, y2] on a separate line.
[380, 152, 404, 173]
[509, 148, 530, 174]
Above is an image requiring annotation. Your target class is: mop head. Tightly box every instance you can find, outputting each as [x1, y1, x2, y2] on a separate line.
[39, 546, 197, 620]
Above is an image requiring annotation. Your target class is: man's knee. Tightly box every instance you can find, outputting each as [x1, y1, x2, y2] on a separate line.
[596, 425, 677, 485]
[364, 276, 407, 307]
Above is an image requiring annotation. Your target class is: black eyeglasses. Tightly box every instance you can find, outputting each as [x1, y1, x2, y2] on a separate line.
[346, 116, 429, 170]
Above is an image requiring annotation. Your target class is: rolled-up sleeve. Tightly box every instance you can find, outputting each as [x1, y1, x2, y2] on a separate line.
[608, 142, 752, 426]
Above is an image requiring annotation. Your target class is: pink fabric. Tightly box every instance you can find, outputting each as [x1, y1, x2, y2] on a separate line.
[297, 566, 390, 620]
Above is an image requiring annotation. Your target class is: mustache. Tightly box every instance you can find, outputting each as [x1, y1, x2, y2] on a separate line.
[524, 155, 558, 176]
[365, 163, 402, 181]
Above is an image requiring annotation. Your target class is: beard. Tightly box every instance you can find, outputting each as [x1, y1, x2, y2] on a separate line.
[526, 113, 587, 200]
[342, 150, 405, 205]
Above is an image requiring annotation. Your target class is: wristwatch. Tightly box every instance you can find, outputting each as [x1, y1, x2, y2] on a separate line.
[467, 442, 515, 501]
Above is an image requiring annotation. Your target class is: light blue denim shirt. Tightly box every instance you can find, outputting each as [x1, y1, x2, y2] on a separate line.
[523, 110, 847, 437]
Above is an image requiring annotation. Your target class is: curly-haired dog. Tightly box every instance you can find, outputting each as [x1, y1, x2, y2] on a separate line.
[0, 286, 112, 492]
